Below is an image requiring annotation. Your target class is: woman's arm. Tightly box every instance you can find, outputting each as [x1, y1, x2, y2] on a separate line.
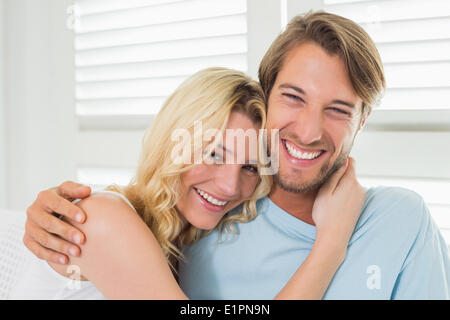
[48, 159, 362, 300]
[274, 158, 365, 299]
[274, 234, 347, 300]
[48, 192, 187, 300]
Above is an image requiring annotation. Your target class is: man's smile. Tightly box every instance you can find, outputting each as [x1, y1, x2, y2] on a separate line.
[281, 138, 327, 167]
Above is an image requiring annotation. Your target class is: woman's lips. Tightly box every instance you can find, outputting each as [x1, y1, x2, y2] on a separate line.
[193, 187, 228, 213]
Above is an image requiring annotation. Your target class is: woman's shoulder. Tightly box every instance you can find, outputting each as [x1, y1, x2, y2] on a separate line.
[48, 191, 184, 299]
[75, 191, 146, 251]
[77, 190, 136, 209]
[74, 191, 140, 229]
[76, 190, 136, 213]
[48, 191, 148, 280]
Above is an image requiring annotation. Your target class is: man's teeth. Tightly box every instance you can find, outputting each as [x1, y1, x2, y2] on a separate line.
[285, 141, 322, 160]
[195, 188, 228, 206]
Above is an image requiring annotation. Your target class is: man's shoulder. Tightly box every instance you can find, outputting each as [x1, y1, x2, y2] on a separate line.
[364, 186, 426, 215]
[356, 186, 429, 236]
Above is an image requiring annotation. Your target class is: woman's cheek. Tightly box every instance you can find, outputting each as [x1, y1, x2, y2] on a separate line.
[242, 176, 259, 199]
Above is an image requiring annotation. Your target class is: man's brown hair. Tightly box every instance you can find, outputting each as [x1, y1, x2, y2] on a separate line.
[258, 11, 386, 118]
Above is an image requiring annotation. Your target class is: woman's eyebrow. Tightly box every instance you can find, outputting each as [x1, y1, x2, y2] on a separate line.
[218, 143, 259, 164]
[217, 143, 233, 156]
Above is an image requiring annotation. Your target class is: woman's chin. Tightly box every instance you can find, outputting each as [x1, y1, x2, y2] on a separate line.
[184, 214, 222, 231]
[192, 221, 219, 231]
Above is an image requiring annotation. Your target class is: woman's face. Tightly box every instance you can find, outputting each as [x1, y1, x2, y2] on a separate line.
[176, 111, 261, 230]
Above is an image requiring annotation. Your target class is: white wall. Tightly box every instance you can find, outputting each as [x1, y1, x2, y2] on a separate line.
[284, 0, 322, 23]
[3, 0, 77, 211]
[245, 0, 324, 80]
[246, 0, 282, 80]
[0, 0, 7, 208]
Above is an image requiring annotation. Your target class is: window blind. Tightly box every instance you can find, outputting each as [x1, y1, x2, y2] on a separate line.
[74, 0, 248, 118]
[324, 0, 450, 110]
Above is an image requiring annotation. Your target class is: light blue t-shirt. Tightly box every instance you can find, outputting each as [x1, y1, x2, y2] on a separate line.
[178, 187, 450, 299]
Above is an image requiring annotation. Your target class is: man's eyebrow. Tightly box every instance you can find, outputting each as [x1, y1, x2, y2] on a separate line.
[279, 83, 306, 95]
[331, 99, 356, 109]
[280, 84, 356, 109]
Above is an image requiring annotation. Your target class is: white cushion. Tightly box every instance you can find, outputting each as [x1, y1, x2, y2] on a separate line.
[0, 209, 33, 300]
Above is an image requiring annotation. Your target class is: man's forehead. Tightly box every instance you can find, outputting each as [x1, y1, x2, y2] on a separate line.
[274, 43, 362, 108]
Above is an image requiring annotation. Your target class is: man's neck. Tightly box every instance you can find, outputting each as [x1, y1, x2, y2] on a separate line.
[268, 184, 318, 226]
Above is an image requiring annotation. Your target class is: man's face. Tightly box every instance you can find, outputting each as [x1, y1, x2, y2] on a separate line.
[266, 42, 364, 193]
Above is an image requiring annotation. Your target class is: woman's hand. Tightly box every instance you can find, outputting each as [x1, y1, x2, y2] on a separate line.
[274, 157, 365, 300]
[312, 157, 366, 252]
[23, 181, 91, 264]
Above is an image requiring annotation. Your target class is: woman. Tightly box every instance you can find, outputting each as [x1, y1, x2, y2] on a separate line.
[13, 68, 364, 299]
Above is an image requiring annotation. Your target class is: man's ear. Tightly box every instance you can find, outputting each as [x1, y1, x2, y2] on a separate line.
[358, 112, 368, 132]
[356, 101, 369, 133]
[359, 116, 367, 130]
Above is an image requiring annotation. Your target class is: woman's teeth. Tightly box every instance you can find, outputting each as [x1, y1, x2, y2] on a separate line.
[195, 188, 228, 206]
[285, 141, 323, 160]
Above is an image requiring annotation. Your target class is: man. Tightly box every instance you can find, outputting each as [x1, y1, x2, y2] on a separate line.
[24, 11, 450, 299]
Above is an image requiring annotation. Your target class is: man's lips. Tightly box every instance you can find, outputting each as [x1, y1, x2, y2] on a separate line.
[281, 138, 327, 165]
[284, 139, 323, 154]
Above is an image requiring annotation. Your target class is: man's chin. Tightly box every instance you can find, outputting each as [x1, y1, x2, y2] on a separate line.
[273, 159, 342, 194]
[273, 172, 325, 194]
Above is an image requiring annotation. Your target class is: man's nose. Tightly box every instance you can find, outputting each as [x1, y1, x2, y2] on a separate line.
[215, 165, 240, 198]
[293, 105, 323, 145]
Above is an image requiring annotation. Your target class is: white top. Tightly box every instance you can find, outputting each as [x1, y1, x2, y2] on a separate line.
[9, 190, 136, 300]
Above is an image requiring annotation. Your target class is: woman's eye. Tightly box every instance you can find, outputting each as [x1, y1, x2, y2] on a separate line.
[243, 165, 258, 174]
[208, 151, 223, 162]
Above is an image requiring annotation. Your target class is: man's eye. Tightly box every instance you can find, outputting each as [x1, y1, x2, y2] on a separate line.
[282, 93, 301, 101]
[329, 107, 350, 115]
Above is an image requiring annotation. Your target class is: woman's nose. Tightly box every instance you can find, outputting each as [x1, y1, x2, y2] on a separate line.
[215, 165, 240, 198]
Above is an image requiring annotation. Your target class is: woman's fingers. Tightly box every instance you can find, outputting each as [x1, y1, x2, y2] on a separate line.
[333, 157, 359, 193]
[312, 157, 365, 242]
[319, 158, 349, 195]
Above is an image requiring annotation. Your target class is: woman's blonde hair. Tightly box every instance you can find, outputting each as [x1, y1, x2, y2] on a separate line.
[107, 67, 272, 271]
